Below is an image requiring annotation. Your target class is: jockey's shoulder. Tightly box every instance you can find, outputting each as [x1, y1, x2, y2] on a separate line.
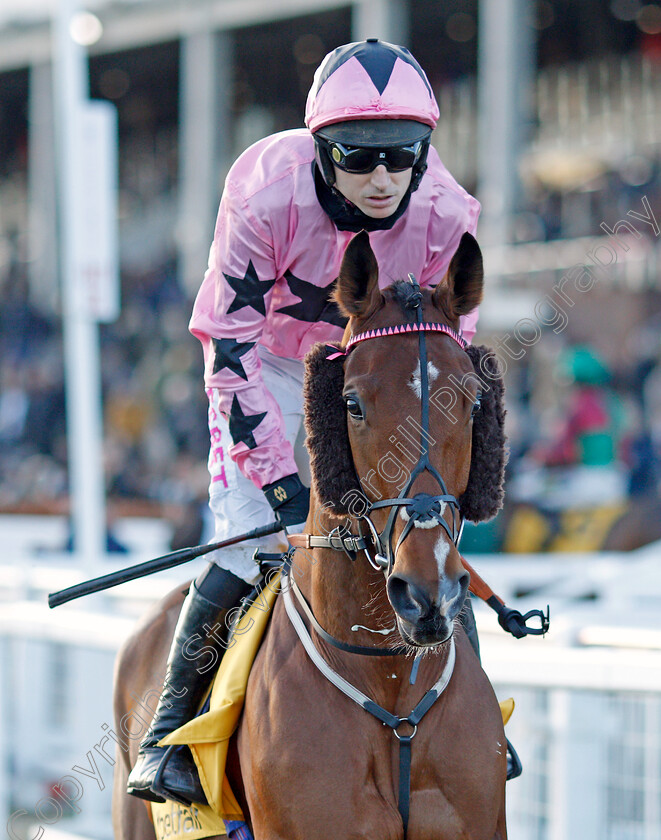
[226, 129, 315, 199]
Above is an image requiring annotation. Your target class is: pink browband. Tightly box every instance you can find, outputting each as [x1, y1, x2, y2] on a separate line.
[326, 322, 467, 360]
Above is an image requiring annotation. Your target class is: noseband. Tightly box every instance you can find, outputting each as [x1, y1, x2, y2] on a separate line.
[329, 275, 469, 576]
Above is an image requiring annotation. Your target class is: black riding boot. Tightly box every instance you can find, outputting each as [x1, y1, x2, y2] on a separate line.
[458, 597, 523, 781]
[126, 564, 251, 805]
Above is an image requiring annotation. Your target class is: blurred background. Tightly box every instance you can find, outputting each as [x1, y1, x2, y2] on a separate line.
[1, 1, 661, 838]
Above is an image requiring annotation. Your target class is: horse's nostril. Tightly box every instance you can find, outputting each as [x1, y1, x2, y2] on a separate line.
[387, 575, 432, 622]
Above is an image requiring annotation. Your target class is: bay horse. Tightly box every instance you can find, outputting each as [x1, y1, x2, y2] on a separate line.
[113, 230, 509, 839]
[489, 491, 661, 554]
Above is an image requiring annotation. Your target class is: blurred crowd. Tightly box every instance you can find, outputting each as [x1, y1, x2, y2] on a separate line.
[513, 152, 661, 244]
[507, 341, 660, 505]
[0, 250, 210, 516]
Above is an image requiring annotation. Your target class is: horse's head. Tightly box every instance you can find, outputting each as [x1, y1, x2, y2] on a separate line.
[304, 231, 507, 648]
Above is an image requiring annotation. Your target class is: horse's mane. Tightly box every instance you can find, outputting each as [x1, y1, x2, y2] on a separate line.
[390, 280, 423, 321]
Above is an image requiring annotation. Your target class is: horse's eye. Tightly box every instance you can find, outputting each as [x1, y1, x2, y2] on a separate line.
[345, 396, 364, 420]
[471, 391, 482, 418]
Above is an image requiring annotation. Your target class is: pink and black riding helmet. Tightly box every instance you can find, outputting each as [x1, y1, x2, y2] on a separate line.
[305, 39, 440, 191]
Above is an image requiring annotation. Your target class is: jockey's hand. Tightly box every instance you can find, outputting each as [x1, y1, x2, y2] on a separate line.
[262, 473, 310, 533]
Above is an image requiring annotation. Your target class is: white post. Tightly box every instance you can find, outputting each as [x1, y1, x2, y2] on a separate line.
[352, 0, 409, 44]
[477, 0, 534, 247]
[550, 689, 606, 840]
[178, 28, 223, 296]
[0, 638, 9, 828]
[52, 0, 107, 570]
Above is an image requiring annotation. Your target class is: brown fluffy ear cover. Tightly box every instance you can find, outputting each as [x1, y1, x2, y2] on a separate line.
[459, 345, 508, 522]
[304, 342, 360, 515]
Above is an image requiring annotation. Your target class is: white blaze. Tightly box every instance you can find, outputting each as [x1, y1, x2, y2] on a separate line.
[434, 533, 451, 578]
[408, 360, 440, 398]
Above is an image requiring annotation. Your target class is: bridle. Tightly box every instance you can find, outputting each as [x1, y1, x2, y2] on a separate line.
[279, 284, 470, 834]
[325, 274, 472, 577]
[279, 280, 511, 834]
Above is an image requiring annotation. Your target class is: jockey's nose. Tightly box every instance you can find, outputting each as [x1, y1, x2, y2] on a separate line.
[387, 574, 433, 624]
[369, 164, 390, 186]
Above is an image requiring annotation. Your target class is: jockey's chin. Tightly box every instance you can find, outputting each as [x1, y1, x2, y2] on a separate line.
[333, 165, 413, 218]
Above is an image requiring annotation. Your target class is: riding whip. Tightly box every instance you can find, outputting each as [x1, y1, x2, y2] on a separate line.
[461, 556, 550, 638]
[48, 520, 283, 608]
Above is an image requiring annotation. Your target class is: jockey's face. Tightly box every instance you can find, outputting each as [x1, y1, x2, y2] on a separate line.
[333, 164, 413, 219]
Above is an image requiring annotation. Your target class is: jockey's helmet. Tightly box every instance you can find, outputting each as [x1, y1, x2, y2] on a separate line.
[305, 39, 439, 191]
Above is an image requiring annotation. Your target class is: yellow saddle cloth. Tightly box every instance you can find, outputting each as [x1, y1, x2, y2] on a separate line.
[151, 582, 279, 837]
[150, 579, 515, 839]
[150, 800, 227, 840]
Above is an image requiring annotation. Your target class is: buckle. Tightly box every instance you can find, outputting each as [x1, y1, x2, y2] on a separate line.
[328, 524, 357, 561]
[253, 548, 291, 577]
[393, 718, 418, 741]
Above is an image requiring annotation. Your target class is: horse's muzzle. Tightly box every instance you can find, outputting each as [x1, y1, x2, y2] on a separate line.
[387, 571, 469, 646]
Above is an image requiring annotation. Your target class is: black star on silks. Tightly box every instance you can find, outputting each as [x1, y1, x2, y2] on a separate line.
[316, 42, 432, 97]
[211, 338, 255, 380]
[275, 270, 348, 328]
[227, 394, 267, 450]
[224, 261, 276, 317]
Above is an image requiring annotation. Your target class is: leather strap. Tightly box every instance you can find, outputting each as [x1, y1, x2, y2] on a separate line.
[288, 532, 370, 554]
[397, 730, 413, 831]
[289, 575, 408, 657]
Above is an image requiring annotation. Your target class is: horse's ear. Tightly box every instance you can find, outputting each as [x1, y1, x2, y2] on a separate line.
[433, 232, 483, 317]
[304, 342, 360, 516]
[459, 345, 508, 522]
[333, 231, 382, 319]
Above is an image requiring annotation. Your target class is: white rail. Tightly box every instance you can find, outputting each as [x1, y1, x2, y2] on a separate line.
[2, 517, 661, 839]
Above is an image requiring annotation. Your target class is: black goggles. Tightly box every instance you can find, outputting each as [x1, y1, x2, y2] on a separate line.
[325, 140, 424, 174]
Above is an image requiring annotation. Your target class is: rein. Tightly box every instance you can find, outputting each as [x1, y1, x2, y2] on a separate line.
[287, 570, 408, 656]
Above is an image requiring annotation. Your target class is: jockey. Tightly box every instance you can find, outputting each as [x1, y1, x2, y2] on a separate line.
[127, 38, 486, 806]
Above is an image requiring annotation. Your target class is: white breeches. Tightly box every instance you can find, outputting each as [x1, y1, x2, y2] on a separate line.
[205, 347, 309, 584]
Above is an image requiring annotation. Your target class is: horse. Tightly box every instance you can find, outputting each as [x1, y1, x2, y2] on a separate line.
[113, 230, 510, 840]
[473, 491, 661, 554]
